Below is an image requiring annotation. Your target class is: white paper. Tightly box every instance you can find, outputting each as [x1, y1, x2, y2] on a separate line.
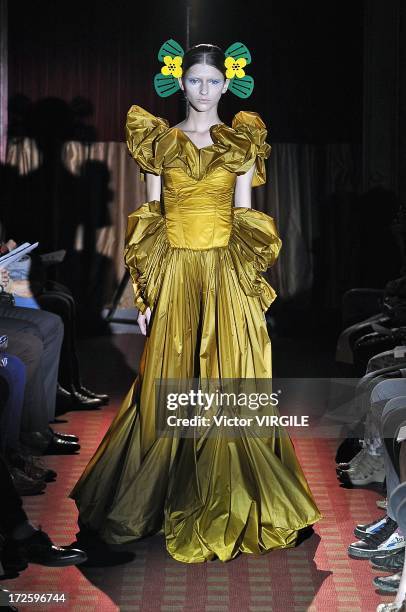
[0, 242, 39, 269]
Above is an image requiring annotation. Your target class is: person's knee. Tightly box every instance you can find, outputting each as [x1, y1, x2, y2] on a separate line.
[9, 333, 43, 367]
[371, 379, 406, 404]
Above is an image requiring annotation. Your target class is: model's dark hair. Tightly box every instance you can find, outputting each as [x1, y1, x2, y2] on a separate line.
[182, 44, 226, 78]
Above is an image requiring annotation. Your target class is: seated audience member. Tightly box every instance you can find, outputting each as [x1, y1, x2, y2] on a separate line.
[1, 240, 108, 409]
[341, 387, 406, 606]
[0, 267, 80, 457]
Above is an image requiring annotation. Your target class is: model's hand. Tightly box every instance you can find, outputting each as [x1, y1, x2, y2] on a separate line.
[137, 307, 151, 336]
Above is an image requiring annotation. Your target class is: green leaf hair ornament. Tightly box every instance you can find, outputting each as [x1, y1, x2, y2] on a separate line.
[224, 42, 254, 99]
[154, 39, 185, 98]
[154, 39, 255, 99]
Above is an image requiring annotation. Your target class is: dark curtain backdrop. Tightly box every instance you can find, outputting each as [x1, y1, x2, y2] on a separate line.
[7, 0, 398, 330]
[8, 0, 363, 143]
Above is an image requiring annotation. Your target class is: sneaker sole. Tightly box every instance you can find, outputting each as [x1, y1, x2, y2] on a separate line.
[373, 580, 400, 594]
[348, 477, 385, 486]
[369, 554, 405, 571]
[336, 458, 366, 473]
[348, 543, 406, 559]
[370, 562, 404, 572]
[348, 548, 377, 559]
[338, 471, 385, 487]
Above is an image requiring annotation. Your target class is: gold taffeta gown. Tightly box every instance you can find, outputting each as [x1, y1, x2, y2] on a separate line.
[69, 105, 322, 563]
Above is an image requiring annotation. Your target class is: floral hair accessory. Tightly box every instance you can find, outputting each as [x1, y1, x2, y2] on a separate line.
[154, 40, 185, 98]
[154, 39, 254, 99]
[224, 42, 254, 99]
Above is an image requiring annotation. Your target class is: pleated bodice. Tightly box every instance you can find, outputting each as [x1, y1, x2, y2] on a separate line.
[162, 167, 234, 249]
[125, 104, 273, 250]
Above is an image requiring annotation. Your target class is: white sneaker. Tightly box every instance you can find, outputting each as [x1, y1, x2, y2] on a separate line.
[338, 452, 385, 486]
[337, 447, 368, 471]
[349, 526, 405, 559]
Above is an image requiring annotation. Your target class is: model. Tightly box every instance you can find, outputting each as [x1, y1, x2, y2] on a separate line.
[69, 40, 322, 564]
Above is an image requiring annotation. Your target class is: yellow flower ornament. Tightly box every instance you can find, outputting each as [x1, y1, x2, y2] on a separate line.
[225, 56, 247, 79]
[161, 55, 183, 78]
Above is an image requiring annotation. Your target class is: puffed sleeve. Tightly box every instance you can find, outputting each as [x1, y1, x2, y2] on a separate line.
[229, 207, 282, 311]
[123, 200, 170, 314]
[125, 105, 170, 176]
[231, 111, 271, 187]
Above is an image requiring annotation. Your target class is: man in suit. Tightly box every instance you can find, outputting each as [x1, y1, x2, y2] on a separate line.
[0, 274, 80, 454]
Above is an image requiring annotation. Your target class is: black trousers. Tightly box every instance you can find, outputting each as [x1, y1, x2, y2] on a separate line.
[0, 453, 27, 535]
[0, 306, 63, 424]
[36, 281, 81, 390]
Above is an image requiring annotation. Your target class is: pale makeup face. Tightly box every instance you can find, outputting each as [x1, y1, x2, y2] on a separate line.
[178, 63, 229, 112]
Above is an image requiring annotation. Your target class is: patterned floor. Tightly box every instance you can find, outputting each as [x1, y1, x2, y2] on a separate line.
[0, 335, 399, 611]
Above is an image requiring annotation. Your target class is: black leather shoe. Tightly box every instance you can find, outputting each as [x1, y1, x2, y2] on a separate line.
[57, 385, 102, 410]
[56, 384, 72, 400]
[44, 436, 80, 455]
[7, 451, 57, 483]
[10, 467, 46, 495]
[74, 529, 135, 567]
[71, 390, 103, 409]
[49, 426, 79, 443]
[77, 386, 110, 405]
[15, 529, 87, 567]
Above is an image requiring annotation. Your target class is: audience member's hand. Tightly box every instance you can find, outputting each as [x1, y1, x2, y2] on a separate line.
[0, 239, 17, 254]
[0, 268, 11, 291]
[5, 239, 17, 251]
[137, 307, 151, 336]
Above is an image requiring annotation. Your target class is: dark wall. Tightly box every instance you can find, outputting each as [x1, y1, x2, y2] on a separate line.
[8, 0, 363, 143]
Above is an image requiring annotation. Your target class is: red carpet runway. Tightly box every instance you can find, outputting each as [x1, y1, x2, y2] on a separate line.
[1, 336, 396, 611]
